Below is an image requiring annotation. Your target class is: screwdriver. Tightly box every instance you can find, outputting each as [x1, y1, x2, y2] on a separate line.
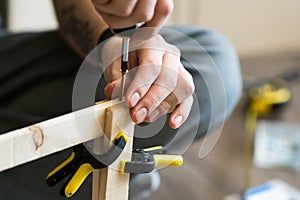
[120, 37, 129, 101]
[113, 25, 137, 101]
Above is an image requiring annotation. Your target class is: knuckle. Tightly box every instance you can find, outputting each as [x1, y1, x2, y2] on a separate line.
[183, 71, 195, 96]
[140, 11, 154, 22]
[170, 78, 177, 91]
[145, 63, 161, 77]
[161, 76, 177, 92]
[144, 94, 161, 111]
[186, 81, 195, 96]
[119, 7, 133, 17]
[136, 84, 150, 96]
[159, 100, 172, 113]
[157, 0, 174, 16]
[147, 113, 158, 123]
[167, 44, 180, 55]
[146, 118, 154, 123]
[153, 34, 164, 41]
[186, 84, 195, 96]
[171, 45, 181, 57]
[149, 94, 161, 107]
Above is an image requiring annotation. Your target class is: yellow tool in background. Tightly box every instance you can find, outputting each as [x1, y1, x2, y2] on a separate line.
[243, 77, 292, 190]
[246, 78, 292, 133]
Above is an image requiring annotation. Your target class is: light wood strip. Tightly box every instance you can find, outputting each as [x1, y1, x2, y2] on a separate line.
[92, 103, 134, 200]
[0, 99, 123, 172]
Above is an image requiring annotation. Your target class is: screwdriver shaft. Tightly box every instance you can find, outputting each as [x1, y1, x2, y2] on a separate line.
[120, 37, 130, 101]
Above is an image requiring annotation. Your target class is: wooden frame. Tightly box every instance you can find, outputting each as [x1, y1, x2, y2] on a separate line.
[0, 99, 134, 199]
[92, 104, 134, 200]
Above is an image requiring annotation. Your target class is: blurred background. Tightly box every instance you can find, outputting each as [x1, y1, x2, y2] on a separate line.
[1, 0, 300, 56]
[1, 0, 300, 199]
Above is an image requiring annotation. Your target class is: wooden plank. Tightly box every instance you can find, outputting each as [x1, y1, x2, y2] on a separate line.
[92, 103, 134, 200]
[0, 99, 123, 172]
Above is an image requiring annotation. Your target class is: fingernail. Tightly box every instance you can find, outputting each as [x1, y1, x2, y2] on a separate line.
[130, 92, 141, 107]
[174, 115, 183, 127]
[135, 107, 148, 123]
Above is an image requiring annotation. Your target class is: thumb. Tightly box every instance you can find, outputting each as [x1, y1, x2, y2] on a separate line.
[104, 80, 121, 99]
[104, 82, 115, 99]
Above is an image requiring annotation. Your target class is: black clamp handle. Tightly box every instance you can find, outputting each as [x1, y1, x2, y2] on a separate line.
[46, 132, 128, 198]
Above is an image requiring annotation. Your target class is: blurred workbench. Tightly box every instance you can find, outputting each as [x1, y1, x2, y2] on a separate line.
[149, 51, 300, 200]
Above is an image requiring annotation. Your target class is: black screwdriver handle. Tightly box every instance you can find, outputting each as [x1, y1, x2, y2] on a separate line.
[113, 24, 139, 37]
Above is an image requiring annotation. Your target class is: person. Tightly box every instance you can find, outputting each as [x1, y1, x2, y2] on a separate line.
[0, 0, 242, 199]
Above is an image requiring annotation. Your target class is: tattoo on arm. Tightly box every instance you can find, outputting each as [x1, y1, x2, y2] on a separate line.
[59, 4, 95, 55]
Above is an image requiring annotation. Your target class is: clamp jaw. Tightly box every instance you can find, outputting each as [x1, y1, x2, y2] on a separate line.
[120, 146, 183, 174]
[46, 134, 183, 198]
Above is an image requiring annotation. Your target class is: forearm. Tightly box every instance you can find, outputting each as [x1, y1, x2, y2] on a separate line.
[53, 0, 108, 57]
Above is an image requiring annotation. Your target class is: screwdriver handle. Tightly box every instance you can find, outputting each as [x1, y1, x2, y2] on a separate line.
[121, 38, 130, 73]
[113, 24, 139, 37]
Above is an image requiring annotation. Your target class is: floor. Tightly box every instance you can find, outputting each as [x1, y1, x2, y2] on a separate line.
[148, 51, 300, 200]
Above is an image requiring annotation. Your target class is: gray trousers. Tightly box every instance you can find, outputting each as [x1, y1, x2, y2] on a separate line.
[0, 26, 242, 199]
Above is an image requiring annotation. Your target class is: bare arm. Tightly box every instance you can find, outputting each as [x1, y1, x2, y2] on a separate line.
[53, 0, 108, 57]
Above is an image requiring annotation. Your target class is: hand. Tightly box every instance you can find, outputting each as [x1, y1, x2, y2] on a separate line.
[92, 0, 173, 29]
[102, 34, 195, 129]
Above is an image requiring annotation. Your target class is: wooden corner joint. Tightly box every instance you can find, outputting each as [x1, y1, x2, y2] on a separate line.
[92, 102, 134, 200]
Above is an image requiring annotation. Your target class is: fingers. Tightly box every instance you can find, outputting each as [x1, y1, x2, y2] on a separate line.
[128, 48, 180, 124]
[105, 63, 194, 129]
[171, 65, 195, 103]
[129, 64, 178, 124]
[102, 32, 194, 129]
[165, 67, 195, 129]
[93, 0, 139, 17]
[105, 46, 165, 100]
[169, 96, 194, 129]
[94, 0, 157, 28]
[130, 0, 174, 42]
[143, 0, 174, 29]
[104, 80, 118, 99]
[145, 92, 177, 122]
[125, 48, 164, 108]
[144, 66, 195, 128]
